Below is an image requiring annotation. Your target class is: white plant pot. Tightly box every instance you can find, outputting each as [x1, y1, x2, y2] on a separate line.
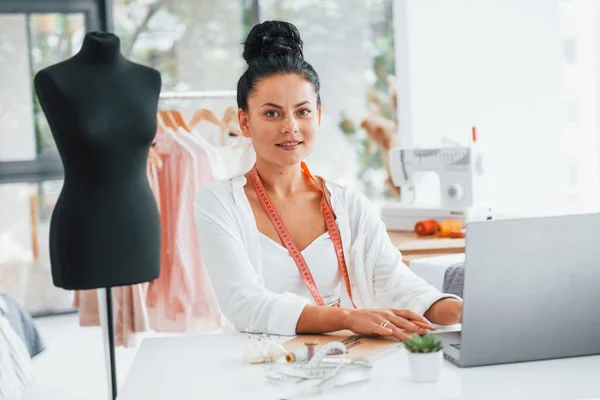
[408, 351, 443, 383]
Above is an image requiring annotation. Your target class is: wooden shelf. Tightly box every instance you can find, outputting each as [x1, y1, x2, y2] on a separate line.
[387, 230, 465, 265]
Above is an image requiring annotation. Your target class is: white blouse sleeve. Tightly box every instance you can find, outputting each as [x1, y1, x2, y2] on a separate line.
[194, 186, 309, 335]
[346, 190, 460, 315]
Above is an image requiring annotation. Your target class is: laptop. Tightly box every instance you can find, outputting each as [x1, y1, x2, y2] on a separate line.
[437, 213, 600, 367]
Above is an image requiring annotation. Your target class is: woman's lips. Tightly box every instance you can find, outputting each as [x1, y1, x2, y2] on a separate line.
[276, 141, 303, 151]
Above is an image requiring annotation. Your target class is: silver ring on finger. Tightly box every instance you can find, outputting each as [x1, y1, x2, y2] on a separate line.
[381, 320, 390, 328]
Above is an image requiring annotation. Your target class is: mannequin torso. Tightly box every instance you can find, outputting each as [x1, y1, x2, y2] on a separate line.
[34, 32, 162, 289]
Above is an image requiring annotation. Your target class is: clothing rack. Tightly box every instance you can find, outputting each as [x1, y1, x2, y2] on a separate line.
[159, 90, 237, 100]
[157, 90, 243, 146]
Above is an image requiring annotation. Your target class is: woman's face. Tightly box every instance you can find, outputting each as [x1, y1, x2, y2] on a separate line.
[238, 73, 322, 167]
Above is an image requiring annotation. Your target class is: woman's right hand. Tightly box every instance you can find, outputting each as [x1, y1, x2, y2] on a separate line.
[343, 309, 434, 341]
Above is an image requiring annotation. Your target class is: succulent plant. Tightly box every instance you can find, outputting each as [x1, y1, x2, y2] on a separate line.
[403, 334, 443, 353]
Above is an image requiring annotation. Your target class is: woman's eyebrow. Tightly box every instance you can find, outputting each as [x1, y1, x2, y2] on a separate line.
[260, 100, 310, 108]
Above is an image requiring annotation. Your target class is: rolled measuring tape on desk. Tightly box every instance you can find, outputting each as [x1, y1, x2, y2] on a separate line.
[436, 220, 463, 237]
[414, 220, 438, 236]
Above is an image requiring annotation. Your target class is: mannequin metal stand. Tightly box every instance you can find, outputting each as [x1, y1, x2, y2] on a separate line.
[98, 288, 118, 400]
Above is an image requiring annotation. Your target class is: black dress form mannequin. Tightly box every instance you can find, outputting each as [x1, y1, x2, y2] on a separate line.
[33, 31, 162, 399]
[34, 32, 161, 289]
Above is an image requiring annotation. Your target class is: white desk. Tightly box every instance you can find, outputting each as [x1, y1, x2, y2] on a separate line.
[117, 333, 600, 400]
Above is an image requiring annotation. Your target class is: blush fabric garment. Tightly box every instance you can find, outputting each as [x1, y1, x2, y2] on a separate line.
[73, 286, 150, 348]
[172, 127, 226, 330]
[147, 128, 225, 332]
[259, 231, 342, 307]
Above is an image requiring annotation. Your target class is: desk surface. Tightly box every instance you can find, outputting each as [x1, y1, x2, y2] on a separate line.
[118, 333, 600, 400]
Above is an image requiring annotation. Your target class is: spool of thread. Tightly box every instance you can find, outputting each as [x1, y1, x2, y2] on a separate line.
[437, 220, 463, 237]
[285, 348, 307, 363]
[285, 340, 320, 363]
[414, 220, 438, 236]
[305, 341, 318, 361]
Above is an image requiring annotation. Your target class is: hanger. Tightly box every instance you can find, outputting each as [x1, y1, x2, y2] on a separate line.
[156, 112, 167, 132]
[148, 147, 163, 168]
[222, 106, 242, 137]
[189, 108, 226, 130]
[222, 107, 236, 126]
[169, 109, 191, 132]
[158, 110, 177, 130]
[189, 108, 228, 145]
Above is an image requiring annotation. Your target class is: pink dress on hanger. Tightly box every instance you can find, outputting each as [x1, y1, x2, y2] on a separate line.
[73, 285, 150, 348]
[173, 128, 227, 329]
[147, 128, 224, 332]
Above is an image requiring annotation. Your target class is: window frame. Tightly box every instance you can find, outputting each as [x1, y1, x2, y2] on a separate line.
[0, 0, 110, 184]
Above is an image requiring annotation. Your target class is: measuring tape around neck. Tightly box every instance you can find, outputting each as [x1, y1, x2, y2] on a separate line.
[250, 162, 356, 308]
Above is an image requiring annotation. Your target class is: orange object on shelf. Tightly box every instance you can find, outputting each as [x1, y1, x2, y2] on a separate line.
[437, 220, 463, 237]
[449, 230, 466, 239]
[414, 220, 438, 236]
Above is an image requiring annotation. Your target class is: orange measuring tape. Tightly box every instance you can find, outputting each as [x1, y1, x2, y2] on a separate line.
[250, 162, 356, 308]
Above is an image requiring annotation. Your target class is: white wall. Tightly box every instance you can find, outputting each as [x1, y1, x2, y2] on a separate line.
[395, 0, 569, 216]
[560, 0, 600, 214]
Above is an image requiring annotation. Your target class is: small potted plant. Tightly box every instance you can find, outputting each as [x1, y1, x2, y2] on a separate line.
[403, 334, 443, 383]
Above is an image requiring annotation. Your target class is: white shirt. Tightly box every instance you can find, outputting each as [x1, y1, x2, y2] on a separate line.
[194, 174, 458, 336]
[0, 297, 34, 399]
[259, 231, 342, 307]
[190, 125, 255, 180]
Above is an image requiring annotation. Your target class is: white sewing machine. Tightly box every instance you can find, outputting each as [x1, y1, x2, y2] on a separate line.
[381, 135, 493, 231]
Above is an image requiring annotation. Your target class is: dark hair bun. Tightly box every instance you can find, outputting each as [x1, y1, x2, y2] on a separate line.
[243, 20, 304, 65]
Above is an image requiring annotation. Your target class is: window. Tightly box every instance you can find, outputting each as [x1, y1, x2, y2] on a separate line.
[0, 180, 72, 316]
[0, 0, 106, 315]
[0, 13, 86, 164]
[112, 0, 251, 131]
[260, 0, 397, 200]
[30, 14, 87, 158]
[0, 0, 105, 184]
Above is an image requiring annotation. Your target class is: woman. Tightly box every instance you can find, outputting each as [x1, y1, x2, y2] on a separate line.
[194, 21, 462, 340]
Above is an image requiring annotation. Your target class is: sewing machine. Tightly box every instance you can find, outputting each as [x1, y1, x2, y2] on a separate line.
[381, 136, 493, 231]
